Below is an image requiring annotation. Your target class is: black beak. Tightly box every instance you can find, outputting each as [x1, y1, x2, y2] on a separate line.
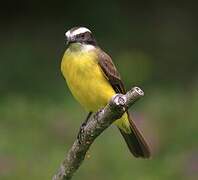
[66, 36, 76, 45]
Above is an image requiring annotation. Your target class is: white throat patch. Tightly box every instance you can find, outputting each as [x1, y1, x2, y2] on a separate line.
[82, 44, 95, 51]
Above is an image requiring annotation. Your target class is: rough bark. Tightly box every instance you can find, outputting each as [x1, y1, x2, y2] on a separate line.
[52, 87, 144, 180]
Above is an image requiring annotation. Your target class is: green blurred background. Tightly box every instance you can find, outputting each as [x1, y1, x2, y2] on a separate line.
[1, 1, 198, 179]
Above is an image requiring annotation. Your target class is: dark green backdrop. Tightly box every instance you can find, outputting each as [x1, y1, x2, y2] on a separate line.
[0, 1, 198, 180]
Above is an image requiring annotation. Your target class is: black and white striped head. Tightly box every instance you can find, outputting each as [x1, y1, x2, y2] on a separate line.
[65, 27, 97, 46]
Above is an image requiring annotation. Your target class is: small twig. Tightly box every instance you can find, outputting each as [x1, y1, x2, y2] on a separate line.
[52, 87, 144, 180]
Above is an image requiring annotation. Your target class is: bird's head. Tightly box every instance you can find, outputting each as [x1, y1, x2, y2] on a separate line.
[65, 27, 97, 46]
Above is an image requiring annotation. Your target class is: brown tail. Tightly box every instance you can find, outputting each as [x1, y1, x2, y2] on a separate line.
[118, 113, 151, 158]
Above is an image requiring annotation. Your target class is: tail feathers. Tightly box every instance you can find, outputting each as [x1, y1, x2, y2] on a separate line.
[118, 115, 151, 158]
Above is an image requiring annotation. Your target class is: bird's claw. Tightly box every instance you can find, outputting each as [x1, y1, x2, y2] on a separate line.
[77, 122, 87, 144]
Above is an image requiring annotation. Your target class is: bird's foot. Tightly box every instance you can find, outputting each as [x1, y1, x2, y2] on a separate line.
[77, 112, 92, 144]
[77, 122, 87, 144]
[93, 109, 103, 123]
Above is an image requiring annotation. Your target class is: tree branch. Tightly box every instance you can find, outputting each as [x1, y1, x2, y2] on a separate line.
[52, 86, 144, 180]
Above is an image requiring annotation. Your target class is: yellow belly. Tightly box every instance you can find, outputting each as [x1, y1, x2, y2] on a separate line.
[61, 49, 115, 111]
[61, 49, 130, 133]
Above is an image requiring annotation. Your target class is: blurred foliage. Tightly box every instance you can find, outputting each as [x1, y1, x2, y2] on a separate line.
[1, 87, 198, 180]
[0, 0, 198, 179]
[1, 0, 198, 96]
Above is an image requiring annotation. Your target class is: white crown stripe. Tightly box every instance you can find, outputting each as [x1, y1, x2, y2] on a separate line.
[72, 27, 91, 36]
[65, 27, 91, 37]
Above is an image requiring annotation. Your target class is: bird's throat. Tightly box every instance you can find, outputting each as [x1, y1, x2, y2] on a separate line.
[68, 43, 95, 53]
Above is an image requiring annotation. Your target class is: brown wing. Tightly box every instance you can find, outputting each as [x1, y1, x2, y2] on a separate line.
[97, 49, 151, 158]
[97, 49, 126, 94]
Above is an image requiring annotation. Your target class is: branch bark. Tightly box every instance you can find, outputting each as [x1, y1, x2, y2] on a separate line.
[52, 86, 144, 180]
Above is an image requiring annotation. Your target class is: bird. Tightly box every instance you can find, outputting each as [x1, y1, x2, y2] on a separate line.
[61, 27, 150, 158]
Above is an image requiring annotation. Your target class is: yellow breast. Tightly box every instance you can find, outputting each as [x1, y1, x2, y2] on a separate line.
[61, 48, 115, 111]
